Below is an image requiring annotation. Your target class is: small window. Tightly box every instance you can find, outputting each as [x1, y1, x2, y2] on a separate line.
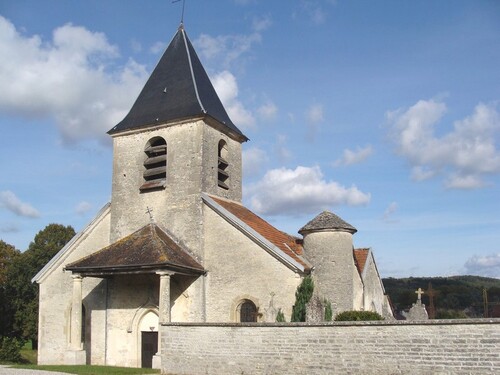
[218, 140, 229, 190]
[140, 137, 167, 191]
[240, 300, 257, 322]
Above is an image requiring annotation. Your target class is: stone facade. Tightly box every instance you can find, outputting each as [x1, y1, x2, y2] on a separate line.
[161, 320, 500, 375]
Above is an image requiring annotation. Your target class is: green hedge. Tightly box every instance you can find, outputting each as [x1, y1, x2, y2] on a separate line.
[334, 310, 383, 321]
[0, 336, 23, 363]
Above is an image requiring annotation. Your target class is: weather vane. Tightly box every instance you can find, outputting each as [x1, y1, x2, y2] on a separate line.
[172, 0, 186, 25]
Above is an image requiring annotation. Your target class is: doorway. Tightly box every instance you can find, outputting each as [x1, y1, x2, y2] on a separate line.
[141, 331, 158, 368]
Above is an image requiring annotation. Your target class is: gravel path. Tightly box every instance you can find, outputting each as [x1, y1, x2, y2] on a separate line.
[0, 366, 67, 375]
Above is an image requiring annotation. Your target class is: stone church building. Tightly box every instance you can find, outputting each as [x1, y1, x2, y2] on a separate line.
[33, 24, 392, 369]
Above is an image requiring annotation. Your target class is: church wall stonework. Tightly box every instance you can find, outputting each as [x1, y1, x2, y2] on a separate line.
[104, 274, 159, 367]
[352, 262, 364, 311]
[302, 231, 356, 315]
[203, 205, 302, 322]
[37, 207, 111, 365]
[161, 320, 500, 375]
[363, 252, 393, 318]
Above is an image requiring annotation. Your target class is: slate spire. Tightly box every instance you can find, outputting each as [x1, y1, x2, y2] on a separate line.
[109, 25, 247, 141]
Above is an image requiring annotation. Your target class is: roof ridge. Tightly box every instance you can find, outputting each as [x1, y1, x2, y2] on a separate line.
[181, 28, 205, 114]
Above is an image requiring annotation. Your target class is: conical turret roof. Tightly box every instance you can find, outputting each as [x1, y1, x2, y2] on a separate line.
[298, 211, 357, 235]
[108, 24, 247, 141]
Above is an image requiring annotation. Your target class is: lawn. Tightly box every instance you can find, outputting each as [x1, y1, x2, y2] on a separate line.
[2, 341, 160, 374]
[12, 365, 160, 374]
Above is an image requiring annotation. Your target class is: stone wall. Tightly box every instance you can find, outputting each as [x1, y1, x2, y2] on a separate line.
[161, 319, 500, 374]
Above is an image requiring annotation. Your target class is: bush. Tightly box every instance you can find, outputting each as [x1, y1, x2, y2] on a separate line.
[334, 310, 383, 321]
[276, 309, 286, 322]
[0, 336, 23, 363]
[324, 299, 333, 321]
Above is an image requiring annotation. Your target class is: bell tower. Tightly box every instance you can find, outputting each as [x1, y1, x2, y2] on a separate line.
[107, 24, 247, 257]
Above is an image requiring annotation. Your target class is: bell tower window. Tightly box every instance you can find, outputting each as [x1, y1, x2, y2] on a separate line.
[140, 137, 167, 191]
[218, 140, 229, 190]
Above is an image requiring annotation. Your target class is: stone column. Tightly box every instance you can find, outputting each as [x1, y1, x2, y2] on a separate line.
[158, 271, 173, 323]
[153, 271, 174, 369]
[70, 274, 83, 350]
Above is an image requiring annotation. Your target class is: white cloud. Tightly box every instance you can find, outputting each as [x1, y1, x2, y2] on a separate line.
[275, 134, 292, 162]
[388, 99, 500, 189]
[0, 223, 20, 233]
[411, 166, 436, 181]
[464, 253, 500, 278]
[149, 41, 165, 54]
[296, 0, 337, 25]
[247, 166, 370, 215]
[211, 70, 255, 128]
[307, 103, 324, 123]
[130, 38, 142, 53]
[0, 191, 40, 218]
[306, 103, 324, 141]
[0, 16, 148, 144]
[334, 145, 373, 166]
[382, 202, 398, 222]
[257, 101, 278, 120]
[195, 32, 261, 69]
[243, 147, 269, 177]
[252, 15, 272, 33]
[75, 201, 92, 215]
[445, 174, 486, 190]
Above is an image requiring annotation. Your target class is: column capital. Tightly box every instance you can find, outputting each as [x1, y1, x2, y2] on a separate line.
[71, 274, 83, 281]
[156, 270, 175, 277]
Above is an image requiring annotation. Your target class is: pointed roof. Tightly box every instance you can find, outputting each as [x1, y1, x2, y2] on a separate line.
[65, 223, 204, 276]
[298, 211, 357, 235]
[108, 24, 247, 141]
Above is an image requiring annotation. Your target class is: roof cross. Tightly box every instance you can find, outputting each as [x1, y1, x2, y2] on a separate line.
[145, 206, 155, 222]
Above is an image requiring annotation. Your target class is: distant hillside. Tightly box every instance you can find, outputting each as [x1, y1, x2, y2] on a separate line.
[382, 275, 500, 318]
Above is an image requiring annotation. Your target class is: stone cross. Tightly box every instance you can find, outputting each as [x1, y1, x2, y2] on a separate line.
[145, 206, 154, 222]
[415, 288, 424, 302]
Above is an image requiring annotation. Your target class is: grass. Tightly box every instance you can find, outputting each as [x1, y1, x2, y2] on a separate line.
[2, 341, 160, 374]
[19, 341, 37, 364]
[12, 365, 160, 374]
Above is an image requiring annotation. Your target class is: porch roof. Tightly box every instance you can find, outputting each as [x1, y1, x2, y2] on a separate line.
[65, 223, 204, 277]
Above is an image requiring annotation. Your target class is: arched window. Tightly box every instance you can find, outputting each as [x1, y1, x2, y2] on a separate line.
[141, 137, 167, 191]
[217, 140, 229, 190]
[239, 300, 258, 322]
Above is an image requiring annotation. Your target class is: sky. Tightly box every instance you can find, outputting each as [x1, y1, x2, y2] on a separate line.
[0, 0, 499, 279]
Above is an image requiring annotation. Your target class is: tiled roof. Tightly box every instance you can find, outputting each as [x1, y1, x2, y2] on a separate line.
[65, 224, 204, 275]
[108, 25, 247, 141]
[299, 211, 357, 234]
[353, 248, 370, 275]
[210, 196, 310, 271]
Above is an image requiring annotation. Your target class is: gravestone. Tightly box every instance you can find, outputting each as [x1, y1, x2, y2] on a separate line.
[402, 287, 429, 320]
[306, 295, 324, 322]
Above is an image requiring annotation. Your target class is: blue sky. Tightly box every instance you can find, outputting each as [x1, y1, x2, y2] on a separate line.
[0, 0, 499, 278]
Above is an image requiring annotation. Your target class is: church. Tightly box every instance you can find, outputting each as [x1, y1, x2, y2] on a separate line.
[32, 24, 392, 369]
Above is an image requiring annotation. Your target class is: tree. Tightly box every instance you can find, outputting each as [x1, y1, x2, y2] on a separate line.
[0, 240, 21, 338]
[4, 224, 75, 348]
[291, 276, 314, 322]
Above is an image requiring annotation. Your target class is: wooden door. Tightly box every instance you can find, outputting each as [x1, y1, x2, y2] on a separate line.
[141, 331, 158, 368]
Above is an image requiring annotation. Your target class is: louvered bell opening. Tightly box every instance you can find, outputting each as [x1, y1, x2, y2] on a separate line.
[218, 156, 229, 190]
[141, 138, 167, 191]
